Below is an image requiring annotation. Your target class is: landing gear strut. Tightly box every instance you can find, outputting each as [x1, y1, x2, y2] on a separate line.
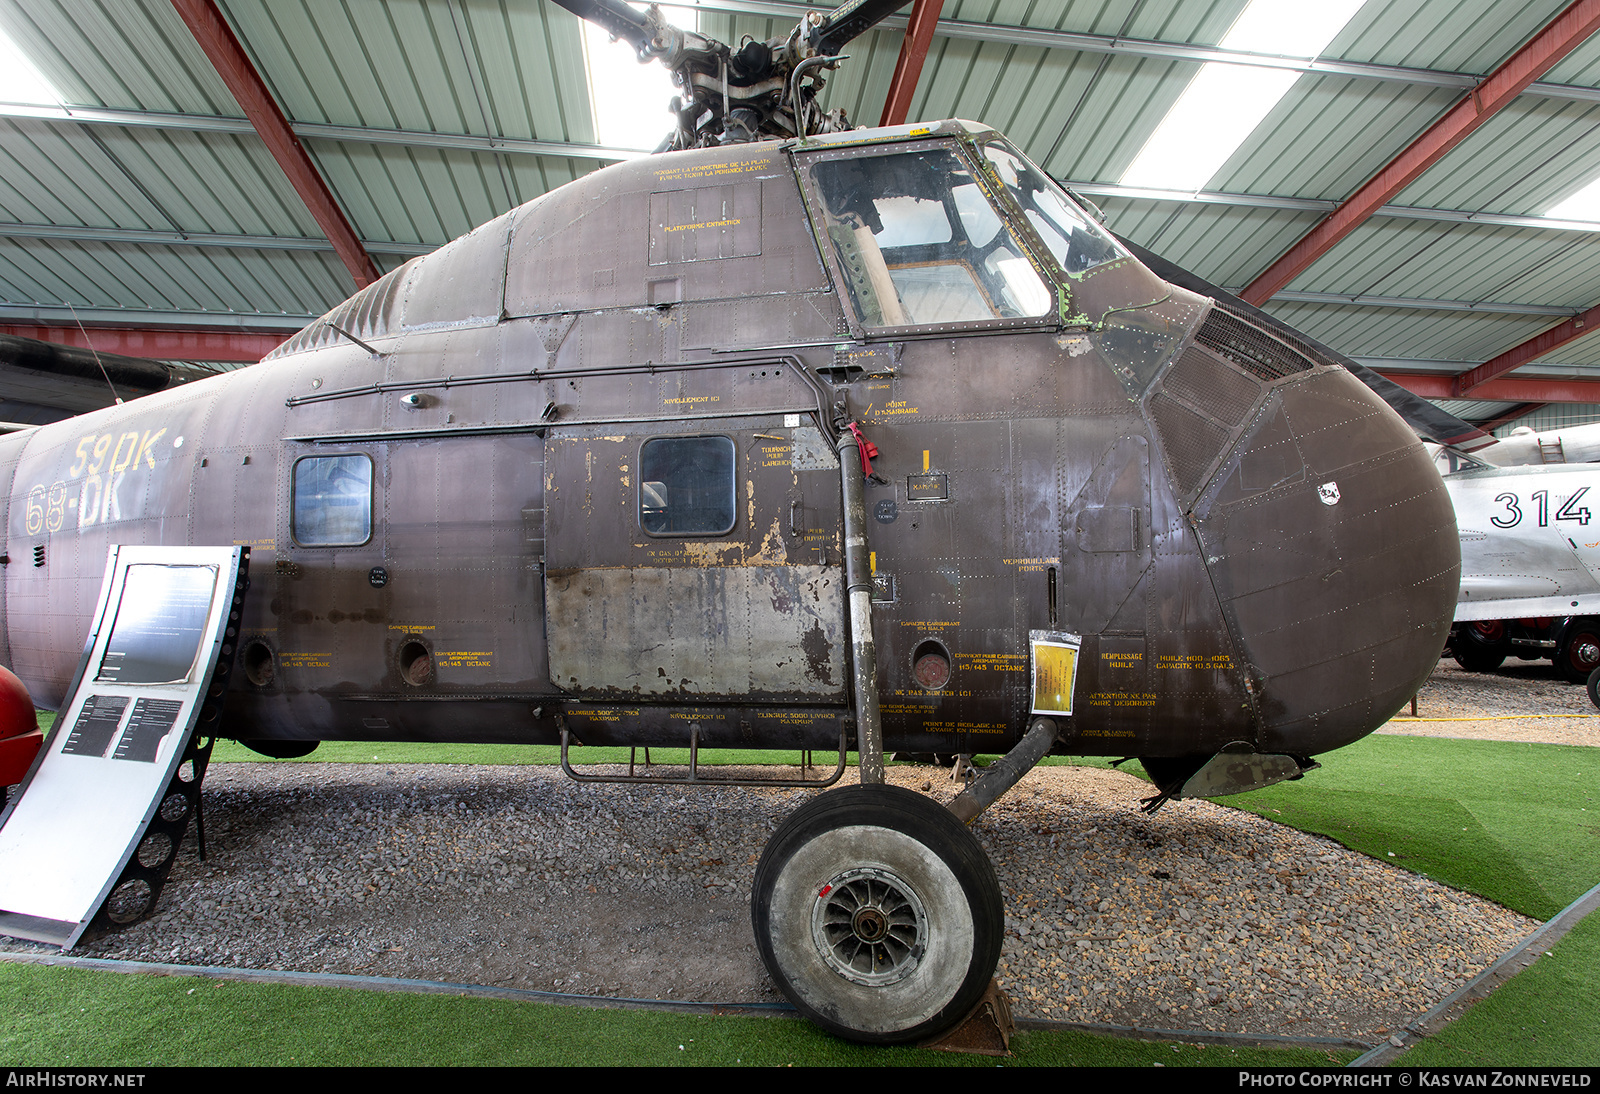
[756, 426, 1007, 1043]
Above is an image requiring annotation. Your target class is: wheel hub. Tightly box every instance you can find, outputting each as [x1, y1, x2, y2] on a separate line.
[812, 866, 928, 986]
[851, 906, 889, 942]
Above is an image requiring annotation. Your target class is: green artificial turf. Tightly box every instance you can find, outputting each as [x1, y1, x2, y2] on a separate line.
[0, 962, 1352, 1068]
[1224, 735, 1599, 917]
[1222, 734, 1600, 1065]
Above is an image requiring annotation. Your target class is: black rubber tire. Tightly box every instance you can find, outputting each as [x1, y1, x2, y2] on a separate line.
[237, 739, 320, 759]
[1587, 666, 1600, 710]
[1557, 623, 1600, 684]
[1451, 622, 1508, 673]
[750, 784, 1003, 1045]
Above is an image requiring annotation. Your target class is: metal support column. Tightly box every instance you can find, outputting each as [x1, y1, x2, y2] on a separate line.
[836, 430, 884, 784]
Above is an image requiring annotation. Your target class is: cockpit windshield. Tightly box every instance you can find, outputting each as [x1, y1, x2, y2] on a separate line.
[979, 140, 1125, 276]
[1430, 443, 1495, 476]
[806, 145, 1054, 331]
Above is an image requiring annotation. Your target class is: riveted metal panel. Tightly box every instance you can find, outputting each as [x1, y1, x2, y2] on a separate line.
[546, 564, 844, 698]
[1194, 369, 1459, 754]
[542, 419, 845, 701]
[650, 184, 762, 264]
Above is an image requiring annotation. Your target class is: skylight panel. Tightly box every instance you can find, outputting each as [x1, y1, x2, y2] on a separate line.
[0, 25, 62, 106]
[1120, 66, 1298, 191]
[1221, 0, 1369, 56]
[1545, 176, 1600, 223]
[582, 6, 697, 152]
[1120, 0, 1367, 192]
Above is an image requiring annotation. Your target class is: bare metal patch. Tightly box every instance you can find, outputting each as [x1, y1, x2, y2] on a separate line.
[547, 565, 844, 699]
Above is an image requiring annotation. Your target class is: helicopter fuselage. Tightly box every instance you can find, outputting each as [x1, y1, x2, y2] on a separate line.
[0, 120, 1459, 768]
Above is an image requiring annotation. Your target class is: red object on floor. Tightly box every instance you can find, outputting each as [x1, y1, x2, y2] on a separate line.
[0, 665, 39, 785]
[0, 666, 35, 740]
[0, 731, 41, 786]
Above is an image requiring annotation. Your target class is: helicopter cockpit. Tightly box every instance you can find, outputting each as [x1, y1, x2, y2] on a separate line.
[978, 141, 1124, 276]
[801, 134, 1128, 335]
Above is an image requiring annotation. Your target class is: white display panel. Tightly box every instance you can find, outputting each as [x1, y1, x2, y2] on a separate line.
[0, 545, 244, 946]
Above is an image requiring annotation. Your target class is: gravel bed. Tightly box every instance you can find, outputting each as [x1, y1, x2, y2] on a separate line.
[7, 754, 1531, 1045]
[1385, 659, 1600, 746]
[977, 766, 1528, 1038]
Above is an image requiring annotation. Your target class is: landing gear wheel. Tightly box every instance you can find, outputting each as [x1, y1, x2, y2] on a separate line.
[1558, 623, 1600, 684]
[751, 784, 1003, 1044]
[1451, 622, 1508, 673]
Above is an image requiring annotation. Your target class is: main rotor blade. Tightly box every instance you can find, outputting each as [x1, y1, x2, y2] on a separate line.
[551, 0, 654, 56]
[811, 0, 917, 55]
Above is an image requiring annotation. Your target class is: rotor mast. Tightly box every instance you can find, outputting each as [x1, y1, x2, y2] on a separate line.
[556, 0, 916, 149]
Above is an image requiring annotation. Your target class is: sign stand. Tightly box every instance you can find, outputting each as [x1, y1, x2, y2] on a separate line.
[0, 545, 248, 946]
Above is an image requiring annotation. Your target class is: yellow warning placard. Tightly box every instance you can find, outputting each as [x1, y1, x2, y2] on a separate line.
[1030, 631, 1082, 716]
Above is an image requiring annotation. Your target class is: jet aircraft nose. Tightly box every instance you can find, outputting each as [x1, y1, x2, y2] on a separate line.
[1157, 322, 1459, 757]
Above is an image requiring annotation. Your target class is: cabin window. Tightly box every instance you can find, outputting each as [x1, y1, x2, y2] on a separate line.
[808, 145, 1053, 331]
[638, 435, 736, 537]
[291, 454, 373, 546]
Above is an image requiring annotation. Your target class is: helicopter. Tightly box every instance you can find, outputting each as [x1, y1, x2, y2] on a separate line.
[0, 0, 1466, 1045]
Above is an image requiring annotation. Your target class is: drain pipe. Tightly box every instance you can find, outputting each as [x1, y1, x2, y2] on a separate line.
[836, 429, 884, 785]
[949, 717, 1059, 824]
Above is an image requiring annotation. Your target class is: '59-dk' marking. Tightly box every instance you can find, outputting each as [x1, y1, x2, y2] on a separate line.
[25, 427, 167, 535]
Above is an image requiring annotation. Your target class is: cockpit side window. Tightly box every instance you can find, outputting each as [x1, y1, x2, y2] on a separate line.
[980, 141, 1125, 276]
[805, 145, 1053, 332]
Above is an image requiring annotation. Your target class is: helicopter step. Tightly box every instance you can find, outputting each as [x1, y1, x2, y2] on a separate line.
[557, 723, 848, 788]
[0, 545, 247, 947]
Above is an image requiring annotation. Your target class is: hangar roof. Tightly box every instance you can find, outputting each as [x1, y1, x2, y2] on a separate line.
[2, 0, 1599, 431]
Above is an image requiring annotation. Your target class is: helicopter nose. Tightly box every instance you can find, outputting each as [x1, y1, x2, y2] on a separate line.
[1183, 364, 1460, 756]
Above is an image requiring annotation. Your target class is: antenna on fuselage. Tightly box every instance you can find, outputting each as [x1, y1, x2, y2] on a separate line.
[324, 322, 386, 361]
[65, 301, 122, 405]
